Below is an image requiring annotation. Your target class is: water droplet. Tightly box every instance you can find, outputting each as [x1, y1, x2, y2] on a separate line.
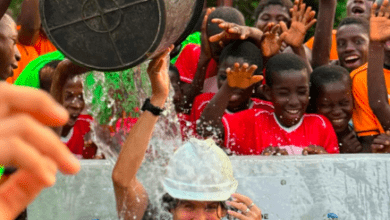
[206, 126, 213, 131]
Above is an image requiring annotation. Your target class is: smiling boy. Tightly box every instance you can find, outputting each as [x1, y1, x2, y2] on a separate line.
[202, 53, 339, 155]
[336, 17, 370, 72]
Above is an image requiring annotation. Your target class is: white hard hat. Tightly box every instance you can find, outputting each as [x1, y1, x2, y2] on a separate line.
[162, 138, 238, 201]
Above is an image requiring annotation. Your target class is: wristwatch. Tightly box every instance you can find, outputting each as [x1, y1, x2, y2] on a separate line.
[141, 98, 164, 116]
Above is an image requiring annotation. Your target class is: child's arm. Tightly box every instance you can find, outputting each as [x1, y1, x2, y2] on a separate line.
[18, 0, 41, 45]
[367, 0, 390, 131]
[197, 63, 262, 140]
[280, 0, 316, 72]
[180, 8, 215, 113]
[372, 131, 390, 153]
[338, 132, 363, 153]
[311, 0, 337, 68]
[209, 19, 264, 48]
[112, 46, 172, 220]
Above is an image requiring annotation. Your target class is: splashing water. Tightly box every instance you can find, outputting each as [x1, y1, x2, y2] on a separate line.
[82, 62, 183, 218]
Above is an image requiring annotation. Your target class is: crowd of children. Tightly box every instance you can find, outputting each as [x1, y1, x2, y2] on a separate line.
[171, 0, 390, 156]
[1, 0, 390, 160]
[2, 0, 390, 219]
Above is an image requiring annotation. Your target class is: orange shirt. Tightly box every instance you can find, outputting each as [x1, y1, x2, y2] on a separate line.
[305, 29, 338, 61]
[33, 30, 57, 56]
[6, 44, 39, 84]
[350, 63, 390, 136]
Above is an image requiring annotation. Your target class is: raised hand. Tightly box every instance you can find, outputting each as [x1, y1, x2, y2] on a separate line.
[0, 83, 80, 220]
[261, 23, 283, 57]
[226, 62, 262, 89]
[302, 145, 328, 155]
[279, 0, 316, 48]
[209, 18, 263, 47]
[227, 193, 263, 220]
[338, 132, 363, 153]
[201, 7, 216, 59]
[370, 0, 390, 42]
[371, 131, 390, 153]
[261, 146, 289, 156]
[147, 45, 174, 102]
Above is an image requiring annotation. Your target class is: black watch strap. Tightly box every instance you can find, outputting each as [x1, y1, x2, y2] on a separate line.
[141, 98, 164, 116]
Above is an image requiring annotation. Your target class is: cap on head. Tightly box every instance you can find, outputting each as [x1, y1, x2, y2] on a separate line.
[163, 138, 238, 201]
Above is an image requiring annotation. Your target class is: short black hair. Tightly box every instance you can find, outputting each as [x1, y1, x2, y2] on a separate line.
[219, 40, 263, 75]
[307, 65, 351, 113]
[265, 53, 307, 87]
[337, 16, 369, 34]
[254, 0, 293, 20]
[39, 60, 61, 92]
[207, 7, 245, 37]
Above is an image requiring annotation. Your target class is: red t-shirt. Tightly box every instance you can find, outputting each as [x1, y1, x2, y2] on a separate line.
[188, 93, 274, 140]
[61, 115, 93, 158]
[177, 113, 194, 141]
[175, 44, 218, 84]
[191, 93, 274, 124]
[223, 109, 339, 155]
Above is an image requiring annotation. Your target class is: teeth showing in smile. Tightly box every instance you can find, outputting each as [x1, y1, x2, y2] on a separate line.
[345, 55, 359, 61]
[286, 110, 299, 114]
[332, 119, 344, 123]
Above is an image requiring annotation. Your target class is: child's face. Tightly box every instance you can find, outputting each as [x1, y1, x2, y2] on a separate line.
[217, 57, 255, 111]
[337, 24, 369, 72]
[62, 77, 85, 127]
[169, 70, 189, 113]
[316, 80, 353, 134]
[347, 0, 374, 19]
[256, 5, 291, 33]
[266, 69, 309, 127]
[0, 16, 20, 80]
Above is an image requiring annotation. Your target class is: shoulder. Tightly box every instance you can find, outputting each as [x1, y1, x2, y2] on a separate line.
[350, 63, 368, 81]
[303, 114, 332, 129]
[251, 98, 274, 111]
[193, 93, 215, 110]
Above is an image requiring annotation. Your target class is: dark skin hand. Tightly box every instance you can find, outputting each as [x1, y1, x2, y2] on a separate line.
[367, 0, 390, 132]
[311, 0, 337, 68]
[338, 131, 363, 153]
[302, 145, 328, 155]
[261, 147, 289, 156]
[179, 7, 215, 114]
[279, 0, 316, 73]
[371, 131, 390, 153]
[197, 63, 262, 139]
[18, 0, 41, 45]
[209, 18, 264, 49]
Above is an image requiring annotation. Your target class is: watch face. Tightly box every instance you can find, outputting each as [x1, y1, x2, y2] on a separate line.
[142, 98, 163, 116]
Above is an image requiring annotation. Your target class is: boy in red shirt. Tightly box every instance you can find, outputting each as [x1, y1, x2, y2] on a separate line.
[200, 53, 339, 155]
[195, 40, 273, 143]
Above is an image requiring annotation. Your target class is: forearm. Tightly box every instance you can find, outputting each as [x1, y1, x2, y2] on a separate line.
[311, 0, 336, 68]
[367, 41, 390, 130]
[197, 83, 233, 138]
[112, 96, 166, 188]
[18, 0, 41, 45]
[292, 45, 313, 73]
[181, 54, 210, 111]
[0, 0, 12, 19]
[247, 27, 263, 49]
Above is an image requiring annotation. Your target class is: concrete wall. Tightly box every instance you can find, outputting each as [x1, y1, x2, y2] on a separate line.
[28, 154, 390, 220]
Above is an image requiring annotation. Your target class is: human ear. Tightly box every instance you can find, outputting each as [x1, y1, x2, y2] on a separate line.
[263, 84, 272, 101]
